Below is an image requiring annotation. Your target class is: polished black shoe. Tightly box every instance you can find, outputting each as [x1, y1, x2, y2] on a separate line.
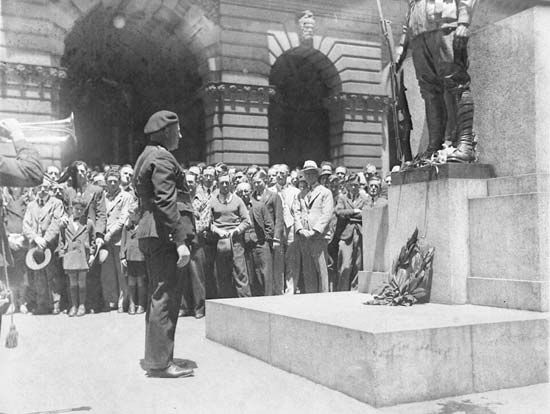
[147, 363, 194, 378]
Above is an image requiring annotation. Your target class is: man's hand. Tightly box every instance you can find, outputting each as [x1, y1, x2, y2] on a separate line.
[8, 234, 24, 251]
[176, 244, 191, 268]
[121, 258, 127, 268]
[300, 229, 315, 238]
[454, 24, 470, 49]
[95, 237, 105, 250]
[0, 118, 23, 141]
[34, 236, 47, 250]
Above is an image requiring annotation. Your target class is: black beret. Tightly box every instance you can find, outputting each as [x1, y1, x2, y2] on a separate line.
[144, 110, 179, 135]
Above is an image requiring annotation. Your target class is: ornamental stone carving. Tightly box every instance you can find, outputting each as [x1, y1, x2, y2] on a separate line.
[298, 10, 315, 44]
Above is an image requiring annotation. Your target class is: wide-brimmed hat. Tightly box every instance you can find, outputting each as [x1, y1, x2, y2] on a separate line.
[25, 247, 52, 271]
[302, 160, 320, 173]
[319, 164, 333, 177]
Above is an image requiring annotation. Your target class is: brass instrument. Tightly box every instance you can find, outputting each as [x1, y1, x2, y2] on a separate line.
[19, 113, 77, 146]
[0, 113, 77, 167]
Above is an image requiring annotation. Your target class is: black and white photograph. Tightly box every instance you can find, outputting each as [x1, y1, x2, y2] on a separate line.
[0, 0, 548, 413]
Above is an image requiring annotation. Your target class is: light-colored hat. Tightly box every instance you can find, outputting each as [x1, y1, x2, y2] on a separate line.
[302, 160, 319, 173]
[25, 247, 52, 271]
[319, 164, 333, 177]
[188, 166, 201, 176]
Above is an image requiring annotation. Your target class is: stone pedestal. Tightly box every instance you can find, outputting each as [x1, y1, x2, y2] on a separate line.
[206, 293, 549, 407]
[464, 6, 550, 312]
[468, 174, 550, 311]
[388, 164, 494, 305]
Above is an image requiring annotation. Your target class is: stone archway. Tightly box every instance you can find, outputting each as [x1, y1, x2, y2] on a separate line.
[14, 0, 219, 166]
[266, 26, 385, 171]
[269, 47, 341, 168]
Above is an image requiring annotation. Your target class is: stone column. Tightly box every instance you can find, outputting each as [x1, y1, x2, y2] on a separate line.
[202, 82, 273, 167]
[326, 93, 387, 171]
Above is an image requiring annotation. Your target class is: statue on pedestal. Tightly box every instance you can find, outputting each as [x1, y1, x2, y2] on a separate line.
[396, 0, 478, 163]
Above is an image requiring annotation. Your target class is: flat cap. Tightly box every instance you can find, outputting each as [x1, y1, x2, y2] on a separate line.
[144, 110, 179, 135]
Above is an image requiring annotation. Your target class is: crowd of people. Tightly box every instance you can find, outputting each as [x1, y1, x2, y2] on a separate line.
[1, 155, 390, 320]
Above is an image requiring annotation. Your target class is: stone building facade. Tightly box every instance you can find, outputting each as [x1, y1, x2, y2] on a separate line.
[0, 0, 538, 170]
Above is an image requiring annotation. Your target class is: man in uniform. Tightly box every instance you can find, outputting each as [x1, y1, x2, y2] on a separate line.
[133, 110, 195, 378]
[0, 119, 43, 333]
[397, 0, 478, 162]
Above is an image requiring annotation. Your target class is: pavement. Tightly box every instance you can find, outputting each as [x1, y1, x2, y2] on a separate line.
[0, 312, 548, 414]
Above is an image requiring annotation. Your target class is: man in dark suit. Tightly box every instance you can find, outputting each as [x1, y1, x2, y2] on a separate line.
[335, 174, 368, 291]
[133, 110, 195, 378]
[0, 118, 44, 334]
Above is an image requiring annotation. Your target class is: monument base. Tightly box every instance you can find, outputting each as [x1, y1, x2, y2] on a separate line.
[388, 163, 494, 305]
[206, 293, 548, 408]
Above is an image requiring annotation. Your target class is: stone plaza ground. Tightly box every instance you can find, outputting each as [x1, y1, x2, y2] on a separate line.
[0, 310, 548, 414]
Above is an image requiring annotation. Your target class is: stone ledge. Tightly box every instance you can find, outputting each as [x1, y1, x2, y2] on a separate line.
[487, 173, 550, 196]
[468, 277, 549, 312]
[392, 163, 495, 186]
[205, 293, 549, 407]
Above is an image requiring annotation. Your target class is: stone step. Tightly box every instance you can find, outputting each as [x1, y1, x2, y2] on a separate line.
[485, 173, 550, 197]
[205, 292, 549, 408]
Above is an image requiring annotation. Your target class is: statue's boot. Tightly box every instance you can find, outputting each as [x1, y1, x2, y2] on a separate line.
[419, 93, 446, 160]
[447, 89, 475, 163]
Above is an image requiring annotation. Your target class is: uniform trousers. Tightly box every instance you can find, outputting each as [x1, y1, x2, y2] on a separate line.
[336, 226, 363, 291]
[299, 234, 330, 294]
[411, 28, 470, 97]
[8, 249, 28, 308]
[139, 237, 184, 370]
[180, 238, 206, 315]
[213, 235, 250, 298]
[245, 241, 273, 297]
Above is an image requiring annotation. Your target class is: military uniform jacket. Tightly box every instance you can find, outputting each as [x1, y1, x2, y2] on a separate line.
[0, 138, 43, 267]
[58, 218, 94, 271]
[22, 196, 65, 248]
[293, 183, 334, 240]
[133, 144, 194, 246]
[335, 192, 369, 242]
[409, 0, 477, 38]
[64, 184, 107, 239]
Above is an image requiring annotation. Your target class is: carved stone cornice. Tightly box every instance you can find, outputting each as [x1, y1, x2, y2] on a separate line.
[324, 92, 391, 113]
[0, 62, 67, 88]
[203, 82, 276, 105]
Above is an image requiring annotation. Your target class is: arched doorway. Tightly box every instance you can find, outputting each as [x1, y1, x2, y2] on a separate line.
[269, 47, 341, 169]
[59, 3, 205, 167]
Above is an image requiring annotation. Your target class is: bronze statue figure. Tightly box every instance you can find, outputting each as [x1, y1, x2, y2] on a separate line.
[396, 0, 478, 163]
